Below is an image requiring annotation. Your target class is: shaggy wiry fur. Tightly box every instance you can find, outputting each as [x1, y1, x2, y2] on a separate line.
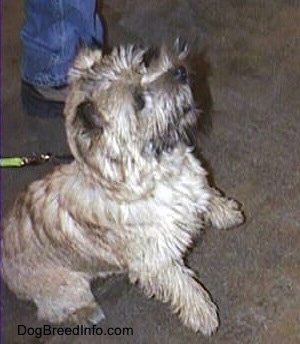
[2, 41, 244, 336]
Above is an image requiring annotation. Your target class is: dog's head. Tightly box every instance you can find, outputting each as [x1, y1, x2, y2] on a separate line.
[65, 41, 197, 180]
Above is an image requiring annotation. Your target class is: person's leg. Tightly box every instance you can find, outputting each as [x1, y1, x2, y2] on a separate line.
[21, 0, 104, 117]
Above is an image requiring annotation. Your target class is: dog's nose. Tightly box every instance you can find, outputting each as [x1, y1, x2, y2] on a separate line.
[174, 66, 188, 83]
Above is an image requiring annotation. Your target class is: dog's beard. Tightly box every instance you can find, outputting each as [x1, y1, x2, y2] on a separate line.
[144, 106, 196, 156]
[141, 80, 197, 157]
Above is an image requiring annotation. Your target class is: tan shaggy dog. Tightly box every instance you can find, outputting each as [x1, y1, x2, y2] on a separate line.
[2, 41, 244, 336]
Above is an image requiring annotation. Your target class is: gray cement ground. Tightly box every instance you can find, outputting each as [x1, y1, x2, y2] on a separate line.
[2, 1, 300, 343]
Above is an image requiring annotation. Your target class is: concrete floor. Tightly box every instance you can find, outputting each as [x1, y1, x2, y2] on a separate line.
[2, 1, 300, 343]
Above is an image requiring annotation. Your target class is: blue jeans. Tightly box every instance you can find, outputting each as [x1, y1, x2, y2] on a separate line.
[21, 0, 104, 87]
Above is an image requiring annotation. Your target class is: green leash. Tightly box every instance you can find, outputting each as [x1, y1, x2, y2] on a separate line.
[1, 157, 25, 167]
[0, 154, 73, 168]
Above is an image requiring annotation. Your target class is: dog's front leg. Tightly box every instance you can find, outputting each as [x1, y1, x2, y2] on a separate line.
[129, 259, 218, 335]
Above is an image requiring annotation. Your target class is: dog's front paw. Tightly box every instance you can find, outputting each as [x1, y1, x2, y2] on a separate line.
[221, 198, 244, 229]
[179, 296, 219, 335]
[208, 195, 245, 230]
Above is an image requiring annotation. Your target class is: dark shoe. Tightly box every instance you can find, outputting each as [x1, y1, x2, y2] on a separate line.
[21, 81, 68, 118]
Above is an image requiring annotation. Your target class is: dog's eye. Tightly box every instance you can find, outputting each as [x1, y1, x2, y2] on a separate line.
[76, 101, 104, 130]
[134, 93, 146, 111]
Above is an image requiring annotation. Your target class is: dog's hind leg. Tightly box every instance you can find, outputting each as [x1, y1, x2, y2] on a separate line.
[23, 266, 104, 325]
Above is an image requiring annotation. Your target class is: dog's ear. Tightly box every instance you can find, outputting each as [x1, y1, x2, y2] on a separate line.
[141, 47, 159, 68]
[173, 37, 189, 60]
[76, 101, 105, 131]
[69, 47, 103, 82]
